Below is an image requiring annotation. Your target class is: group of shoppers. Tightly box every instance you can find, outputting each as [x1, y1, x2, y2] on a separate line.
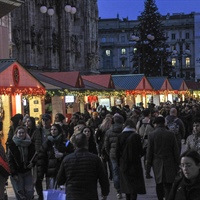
[1, 99, 200, 200]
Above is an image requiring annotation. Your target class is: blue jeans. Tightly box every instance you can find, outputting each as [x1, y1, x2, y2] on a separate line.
[10, 170, 34, 200]
[110, 158, 120, 193]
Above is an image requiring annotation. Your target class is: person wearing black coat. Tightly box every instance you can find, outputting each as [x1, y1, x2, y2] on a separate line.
[168, 150, 200, 200]
[116, 119, 146, 200]
[7, 126, 36, 200]
[37, 124, 74, 198]
[146, 116, 179, 200]
[104, 113, 124, 199]
[56, 133, 109, 200]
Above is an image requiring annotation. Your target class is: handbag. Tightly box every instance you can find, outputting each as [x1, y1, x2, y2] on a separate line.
[43, 189, 66, 200]
[0, 156, 10, 178]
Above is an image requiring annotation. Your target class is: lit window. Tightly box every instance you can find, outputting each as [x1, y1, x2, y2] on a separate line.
[186, 57, 190, 67]
[121, 48, 126, 54]
[106, 50, 110, 56]
[133, 48, 137, 53]
[172, 58, 176, 67]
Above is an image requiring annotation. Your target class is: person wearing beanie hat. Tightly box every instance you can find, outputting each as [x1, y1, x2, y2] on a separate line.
[113, 113, 124, 124]
[146, 116, 179, 200]
[104, 113, 124, 199]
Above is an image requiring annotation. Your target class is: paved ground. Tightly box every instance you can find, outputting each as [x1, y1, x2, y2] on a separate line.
[6, 144, 186, 200]
[5, 158, 157, 200]
[6, 174, 157, 200]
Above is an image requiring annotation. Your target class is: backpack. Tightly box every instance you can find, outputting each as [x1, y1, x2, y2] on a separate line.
[138, 119, 154, 138]
[167, 118, 179, 135]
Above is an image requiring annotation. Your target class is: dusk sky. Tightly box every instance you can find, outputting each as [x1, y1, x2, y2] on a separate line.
[98, 0, 200, 20]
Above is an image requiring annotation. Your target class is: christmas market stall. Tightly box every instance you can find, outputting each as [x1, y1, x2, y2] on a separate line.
[0, 59, 46, 145]
[185, 81, 200, 99]
[30, 71, 85, 122]
[168, 79, 189, 102]
[82, 74, 120, 111]
[31, 72, 123, 120]
[147, 77, 173, 104]
[112, 74, 153, 108]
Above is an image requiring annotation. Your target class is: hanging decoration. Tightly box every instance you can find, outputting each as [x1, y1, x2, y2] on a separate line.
[0, 87, 46, 96]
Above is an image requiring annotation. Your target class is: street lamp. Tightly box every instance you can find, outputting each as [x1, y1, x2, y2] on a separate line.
[154, 47, 171, 76]
[130, 34, 154, 74]
[39, 1, 77, 71]
[40, 2, 77, 15]
[172, 39, 190, 78]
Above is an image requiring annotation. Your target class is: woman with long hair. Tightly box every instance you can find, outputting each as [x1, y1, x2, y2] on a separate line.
[8, 126, 35, 200]
[81, 126, 98, 155]
[95, 115, 113, 180]
[37, 124, 74, 191]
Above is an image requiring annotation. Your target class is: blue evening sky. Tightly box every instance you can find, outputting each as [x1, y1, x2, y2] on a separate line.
[98, 0, 200, 20]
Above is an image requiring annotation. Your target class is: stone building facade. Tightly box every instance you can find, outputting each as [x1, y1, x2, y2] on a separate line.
[98, 12, 200, 81]
[10, 0, 99, 73]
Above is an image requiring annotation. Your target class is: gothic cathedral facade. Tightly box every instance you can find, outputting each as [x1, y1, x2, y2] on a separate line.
[11, 0, 99, 73]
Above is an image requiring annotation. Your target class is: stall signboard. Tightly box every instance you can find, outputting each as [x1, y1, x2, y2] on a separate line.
[99, 98, 110, 109]
[65, 96, 75, 103]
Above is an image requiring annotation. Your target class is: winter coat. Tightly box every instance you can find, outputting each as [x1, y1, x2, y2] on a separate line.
[116, 129, 146, 194]
[7, 140, 35, 176]
[56, 148, 110, 200]
[146, 125, 179, 184]
[104, 123, 123, 159]
[37, 134, 74, 179]
[186, 133, 200, 155]
[168, 173, 200, 200]
[87, 117, 102, 132]
[31, 127, 50, 152]
[165, 115, 185, 141]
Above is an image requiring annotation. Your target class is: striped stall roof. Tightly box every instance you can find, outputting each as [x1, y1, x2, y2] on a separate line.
[112, 74, 145, 90]
[147, 77, 172, 90]
[168, 78, 188, 90]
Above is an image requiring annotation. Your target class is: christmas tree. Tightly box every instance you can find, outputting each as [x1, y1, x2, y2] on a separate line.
[132, 0, 173, 77]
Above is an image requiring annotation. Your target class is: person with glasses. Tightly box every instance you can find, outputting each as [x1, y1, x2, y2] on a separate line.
[168, 150, 200, 200]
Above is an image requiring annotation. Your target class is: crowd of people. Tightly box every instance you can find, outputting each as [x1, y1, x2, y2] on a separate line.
[1, 99, 200, 200]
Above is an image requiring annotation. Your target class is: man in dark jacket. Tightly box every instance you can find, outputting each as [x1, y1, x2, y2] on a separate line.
[104, 113, 124, 199]
[146, 116, 179, 200]
[56, 133, 109, 200]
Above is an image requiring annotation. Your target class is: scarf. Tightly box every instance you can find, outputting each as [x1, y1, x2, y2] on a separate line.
[13, 134, 31, 168]
[47, 133, 62, 144]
